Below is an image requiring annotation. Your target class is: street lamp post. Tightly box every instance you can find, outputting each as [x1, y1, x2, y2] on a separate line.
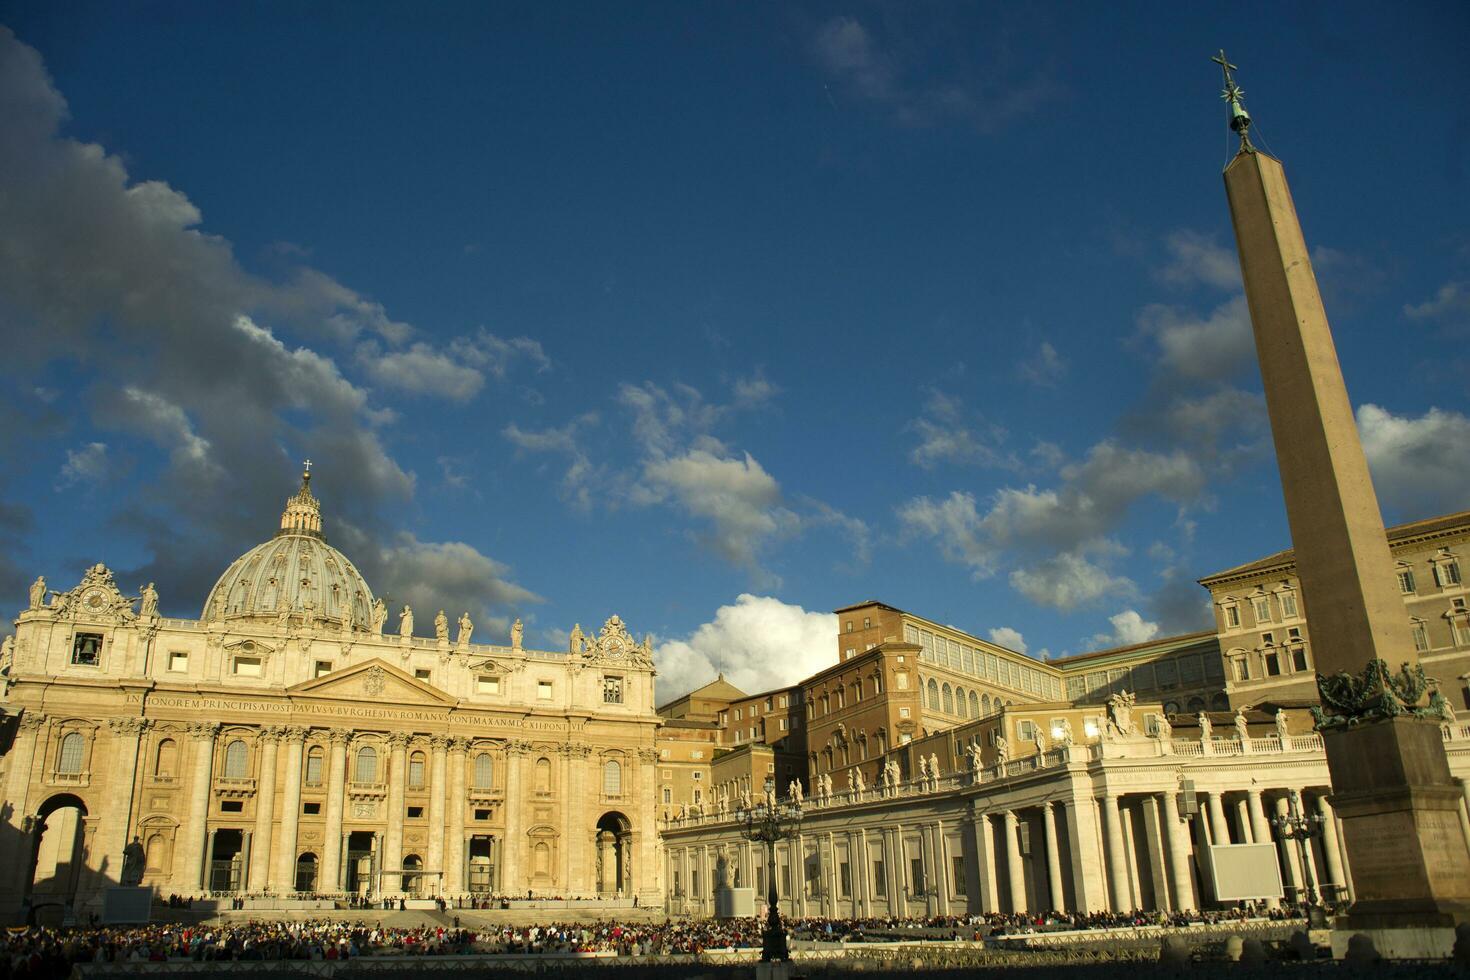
[738, 777, 803, 962]
[1270, 792, 1326, 918]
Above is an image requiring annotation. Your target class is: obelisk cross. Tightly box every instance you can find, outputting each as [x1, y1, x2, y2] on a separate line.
[1212, 49, 1253, 147]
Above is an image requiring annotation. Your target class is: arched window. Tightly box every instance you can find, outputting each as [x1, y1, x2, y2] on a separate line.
[942, 684, 954, 715]
[355, 745, 378, 783]
[305, 746, 324, 786]
[535, 757, 552, 794]
[403, 854, 422, 893]
[145, 833, 164, 873]
[534, 842, 551, 875]
[982, 693, 992, 716]
[155, 738, 177, 777]
[1186, 696, 1205, 713]
[224, 739, 248, 778]
[408, 751, 426, 789]
[927, 678, 940, 711]
[58, 732, 85, 774]
[603, 759, 622, 796]
[956, 687, 968, 718]
[968, 691, 979, 717]
[473, 753, 493, 789]
[295, 853, 318, 892]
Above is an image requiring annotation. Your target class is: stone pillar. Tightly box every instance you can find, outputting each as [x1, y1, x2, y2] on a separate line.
[1041, 802, 1064, 912]
[1139, 795, 1170, 912]
[1064, 795, 1110, 912]
[1273, 795, 1303, 898]
[1003, 810, 1026, 913]
[203, 828, 217, 891]
[502, 740, 526, 893]
[1160, 789, 1196, 911]
[319, 729, 349, 894]
[794, 832, 808, 916]
[248, 727, 281, 890]
[598, 831, 616, 892]
[1208, 791, 1231, 845]
[932, 820, 951, 914]
[177, 722, 219, 892]
[1318, 794, 1348, 902]
[917, 824, 935, 915]
[1101, 793, 1130, 912]
[1121, 805, 1143, 908]
[1246, 788, 1272, 845]
[856, 828, 872, 917]
[0, 713, 45, 913]
[383, 731, 409, 890]
[969, 809, 996, 913]
[272, 727, 306, 892]
[95, 717, 148, 886]
[444, 737, 467, 895]
[559, 745, 578, 893]
[427, 736, 448, 891]
[1236, 798, 1254, 843]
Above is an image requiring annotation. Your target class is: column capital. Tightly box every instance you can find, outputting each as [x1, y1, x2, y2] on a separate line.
[187, 722, 220, 740]
[637, 747, 659, 765]
[281, 725, 309, 743]
[256, 726, 284, 744]
[388, 731, 412, 750]
[429, 734, 451, 751]
[1041, 800, 1055, 813]
[446, 735, 471, 753]
[107, 716, 151, 736]
[505, 739, 532, 756]
[17, 711, 47, 733]
[326, 728, 353, 745]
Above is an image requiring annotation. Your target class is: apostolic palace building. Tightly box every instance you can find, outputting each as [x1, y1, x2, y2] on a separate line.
[1, 468, 1468, 924]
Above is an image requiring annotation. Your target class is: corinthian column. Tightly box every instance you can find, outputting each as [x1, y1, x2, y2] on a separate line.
[1003, 810, 1026, 913]
[95, 717, 149, 886]
[1160, 789, 1196, 912]
[427, 736, 448, 891]
[502, 740, 527, 892]
[175, 722, 219, 892]
[248, 727, 281, 890]
[1041, 802, 1064, 911]
[319, 729, 350, 894]
[444, 736, 468, 895]
[383, 731, 409, 890]
[272, 727, 307, 892]
[1101, 793, 1130, 912]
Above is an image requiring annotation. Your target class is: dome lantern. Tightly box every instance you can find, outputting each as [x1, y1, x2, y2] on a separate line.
[278, 459, 324, 539]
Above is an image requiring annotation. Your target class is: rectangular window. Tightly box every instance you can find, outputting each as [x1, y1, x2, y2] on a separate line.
[303, 802, 321, 815]
[692, 788, 702, 804]
[839, 862, 851, 898]
[71, 632, 103, 666]
[603, 676, 624, 704]
[846, 621, 854, 633]
[537, 681, 553, 700]
[779, 696, 788, 708]
[952, 855, 966, 895]
[1224, 605, 1241, 628]
[1280, 592, 1299, 619]
[1292, 647, 1309, 672]
[910, 857, 925, 893]
[1412, 622, 1430, 652]
[1253, 597, 1271, 623]
[1440, 560, 1463, 587]
[1399, 569, 1417, 594]
[407, 806, 424, 818]
[895, 672, 908, 690]
[872, 860, 885, 896]
[691, 771, 703, 781]
[765, 697, 773, 711]
[779, 719, 787, 731]
[233, 656, 262, 677]
[1233, 659, 1250, 682]
[474, 808, 491, 821]
[1265, 652, 1281, 676]
[414, 669, 431, 682]
[863, 617, 871, 628]
[305, 753, 323, 785]
[899, 707, 910, 718]
[168, 651, 189, 672]
[314, 660, 332, 678]
[662, 787, 672, 803]
[408, 755, 425, 787]
[477, 675, 500, 695]
[221, 800, 243, 813]
[1453, 619, 1470, 646]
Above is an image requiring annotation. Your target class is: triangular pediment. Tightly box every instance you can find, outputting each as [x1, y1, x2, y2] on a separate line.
[287, 658, 456, 706]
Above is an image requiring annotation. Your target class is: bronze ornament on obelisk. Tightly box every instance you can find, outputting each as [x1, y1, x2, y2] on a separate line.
[1216, 52, 1470, 939]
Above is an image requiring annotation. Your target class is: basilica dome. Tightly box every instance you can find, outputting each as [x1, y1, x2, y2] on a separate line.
[202, 465, 376, 632]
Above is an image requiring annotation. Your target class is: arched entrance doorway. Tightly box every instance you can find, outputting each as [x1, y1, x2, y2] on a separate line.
[594, 811, 631, 897]
[27, 794, 88, 924]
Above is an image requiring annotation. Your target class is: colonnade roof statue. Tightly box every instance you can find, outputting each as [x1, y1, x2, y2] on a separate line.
[201, 461, 377, 633]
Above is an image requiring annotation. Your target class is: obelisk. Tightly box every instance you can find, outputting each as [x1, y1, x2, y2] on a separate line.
[1217, 52, 1470, 950]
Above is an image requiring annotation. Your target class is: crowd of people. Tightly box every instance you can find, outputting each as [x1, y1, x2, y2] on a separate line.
[0, 904, 1321, 980]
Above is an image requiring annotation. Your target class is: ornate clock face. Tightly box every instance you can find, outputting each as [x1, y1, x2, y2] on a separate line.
[82, 588, 107, 613]
[607, 639, 625, 658]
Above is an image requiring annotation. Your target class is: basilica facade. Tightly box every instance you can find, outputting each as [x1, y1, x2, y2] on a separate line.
[0, 470, 662, 922]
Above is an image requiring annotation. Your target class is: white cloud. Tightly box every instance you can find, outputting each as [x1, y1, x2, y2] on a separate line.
[502, 414, 602, 511]
[1009, 549, 1135, 610]
[732, 373, 779, 408]
[1357, 404, 1470, 518]
[1091, 609, 1160, 648]
[57, 442, 110, 488]
[988, 626, 1026, 655]
[907, 390, 1016, 470]
[1136, 294, 1255, 381]
[1403, 281, 1470, 328]
[896, 491, 997, 577]
[1156, 230, 1241, 290]
[1016, 341, 1067, 387]
[653, 595, 836, 701]
[639, 450, 798, 573]
[358, 330, 549, 402]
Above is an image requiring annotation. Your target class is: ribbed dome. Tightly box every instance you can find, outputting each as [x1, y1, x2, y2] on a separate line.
[202, 465, 376, 631]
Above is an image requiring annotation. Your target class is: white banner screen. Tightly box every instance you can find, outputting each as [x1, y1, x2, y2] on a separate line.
[1208, 843, 1283, 901]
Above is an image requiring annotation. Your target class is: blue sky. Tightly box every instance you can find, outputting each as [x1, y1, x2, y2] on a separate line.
[2, 2, 1467, 697]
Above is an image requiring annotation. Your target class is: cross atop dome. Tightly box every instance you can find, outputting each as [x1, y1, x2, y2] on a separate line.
[1212, 48, 1253, 150]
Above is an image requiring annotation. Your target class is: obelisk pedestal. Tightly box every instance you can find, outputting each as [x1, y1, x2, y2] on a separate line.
[1219, 61, 1470, 956]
